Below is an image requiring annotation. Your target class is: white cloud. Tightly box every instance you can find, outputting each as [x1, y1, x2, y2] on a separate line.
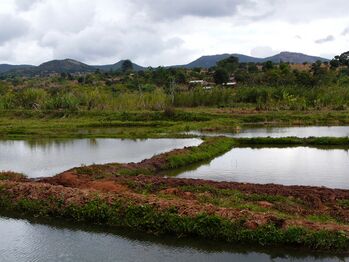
[15, 0, 42, 11]
[0, 14, 28, 44]
[250, 46, 278, 57]
[0, 0, 347, 65]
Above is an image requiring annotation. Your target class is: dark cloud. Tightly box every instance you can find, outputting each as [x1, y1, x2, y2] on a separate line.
[315, 35, 335, 44]
[133, 0, 249, 20]
[342, 27, 349, 36]
[0, 15, 28, 44]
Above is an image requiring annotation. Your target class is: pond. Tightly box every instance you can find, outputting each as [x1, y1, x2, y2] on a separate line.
[187, 126, 349, 138]
[0, 138, 201, 178]
[175, 147, 349, 189]
[0, 216, 345, 262]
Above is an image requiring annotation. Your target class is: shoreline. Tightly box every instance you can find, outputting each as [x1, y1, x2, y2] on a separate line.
[1, 137, 349, 252]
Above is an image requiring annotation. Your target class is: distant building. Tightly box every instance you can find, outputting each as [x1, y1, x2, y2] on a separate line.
[189, 80, 206, 85]
[223, 75, 237, 87]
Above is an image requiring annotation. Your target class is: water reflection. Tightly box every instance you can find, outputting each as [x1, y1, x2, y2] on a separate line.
[187, 126, 349, 138]
[0, 138, 201, 178]
[176, 147, 349, 189]
[0, 215, 346, 262]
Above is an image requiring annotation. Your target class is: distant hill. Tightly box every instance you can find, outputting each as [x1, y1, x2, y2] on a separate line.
[178, 52, 329, 68]
[262, 52, 329, 64]
[1, 59, 145, 76]
[0, 52, 331, 76]
[0, 64, 34, 74]
[1, 59, 96, 77]
[94, 60, 145, 72]
[38, 59, 95, 73]
[182, 53, 265, 68]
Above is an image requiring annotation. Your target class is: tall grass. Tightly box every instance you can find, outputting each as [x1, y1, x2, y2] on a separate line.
[0, 86, 169, 111]
[1, 83, 349, 111]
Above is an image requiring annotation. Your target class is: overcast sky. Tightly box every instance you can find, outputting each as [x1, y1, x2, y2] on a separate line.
[0, 0, 348, 66]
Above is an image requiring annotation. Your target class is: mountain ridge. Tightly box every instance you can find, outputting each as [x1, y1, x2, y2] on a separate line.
[0, 52, 330, 76]
[179, 51, 329, 69]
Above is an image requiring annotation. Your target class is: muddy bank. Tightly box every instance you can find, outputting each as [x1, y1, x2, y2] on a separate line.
[1, 137, 349, 251]
[1, 178, 349, 251]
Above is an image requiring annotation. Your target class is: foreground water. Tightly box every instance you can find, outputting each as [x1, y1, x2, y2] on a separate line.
[187, 125, 349, 138]
[0, 216, 345, 262]
[175, 146, 349, 189]
[0, 138, 201, 178]
[1, 128, 349, 260]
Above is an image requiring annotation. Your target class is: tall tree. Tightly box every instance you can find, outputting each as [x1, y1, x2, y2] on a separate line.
[213, 68, 229, 84]
[330, 51, 349, 69]
[217, 56, 239, 74]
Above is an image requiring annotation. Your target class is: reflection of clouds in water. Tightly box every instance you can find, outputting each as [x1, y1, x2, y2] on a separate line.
[177, 147, 349, 189]
[0, 216, 342, 262]
[187, 126, 349, 138]
[0, 138, 201, 178]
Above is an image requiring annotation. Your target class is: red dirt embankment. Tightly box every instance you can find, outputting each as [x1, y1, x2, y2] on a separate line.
[2, 138, 349, 235]
[35, 168, 349, 232]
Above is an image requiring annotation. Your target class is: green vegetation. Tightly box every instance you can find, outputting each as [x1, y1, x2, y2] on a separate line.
[1, 51, 349, 140]
[1, 52, 349, 253]
[1, 51, 349, 113]
[75, 137, 236, 178]
[166, 138, 235, 169]
[2, 109, 349, 139]
[0, 172, 27, 182]
[0, 185, 348, 251]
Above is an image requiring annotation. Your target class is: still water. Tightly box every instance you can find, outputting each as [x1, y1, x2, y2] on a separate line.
[187, 126, 349, 138]
[176, 147, 349, 189]
[0, 216, 345, 262]
[0, 138, 201, 178]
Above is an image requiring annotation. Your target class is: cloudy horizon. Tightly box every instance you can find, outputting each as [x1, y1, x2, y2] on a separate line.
[0, 0, 348, 66]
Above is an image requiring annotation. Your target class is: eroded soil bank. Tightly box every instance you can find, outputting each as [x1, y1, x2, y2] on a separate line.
[1, 137, 349, 252]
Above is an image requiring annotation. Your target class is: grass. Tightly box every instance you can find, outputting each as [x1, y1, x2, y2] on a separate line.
[177, 185, 303, 214]
[307, 215, 337, 224]
[0, 172, 27, 182]
[76, 137, 237, 179]
[166, 137, 236, 169]
[337, 200, 349, 208]
[0, 187, 348, 251]
[1, 108, 349, 139]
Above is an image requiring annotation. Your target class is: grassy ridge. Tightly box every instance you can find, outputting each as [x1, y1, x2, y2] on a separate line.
[0, 183, 348, 251]
[166, 137, 236, 169]
[1, 109, 349, 139]
[75, 137, 236, 178]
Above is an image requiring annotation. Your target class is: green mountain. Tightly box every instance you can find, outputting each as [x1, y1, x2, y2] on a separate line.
[38, 59, 95, 73]
[179, 52, 329, 68]
[182, 53, 265, 68]
[0, 52, 330, 76]
[94, 60, 145, 72]
[263, 52, 329, 64]
[0, 64, 34, 74]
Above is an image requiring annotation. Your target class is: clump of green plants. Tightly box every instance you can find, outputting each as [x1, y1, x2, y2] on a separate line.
[166, 137, 236, 169]
[0, 187, 348, 251]
[0, 172, 27, 182]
